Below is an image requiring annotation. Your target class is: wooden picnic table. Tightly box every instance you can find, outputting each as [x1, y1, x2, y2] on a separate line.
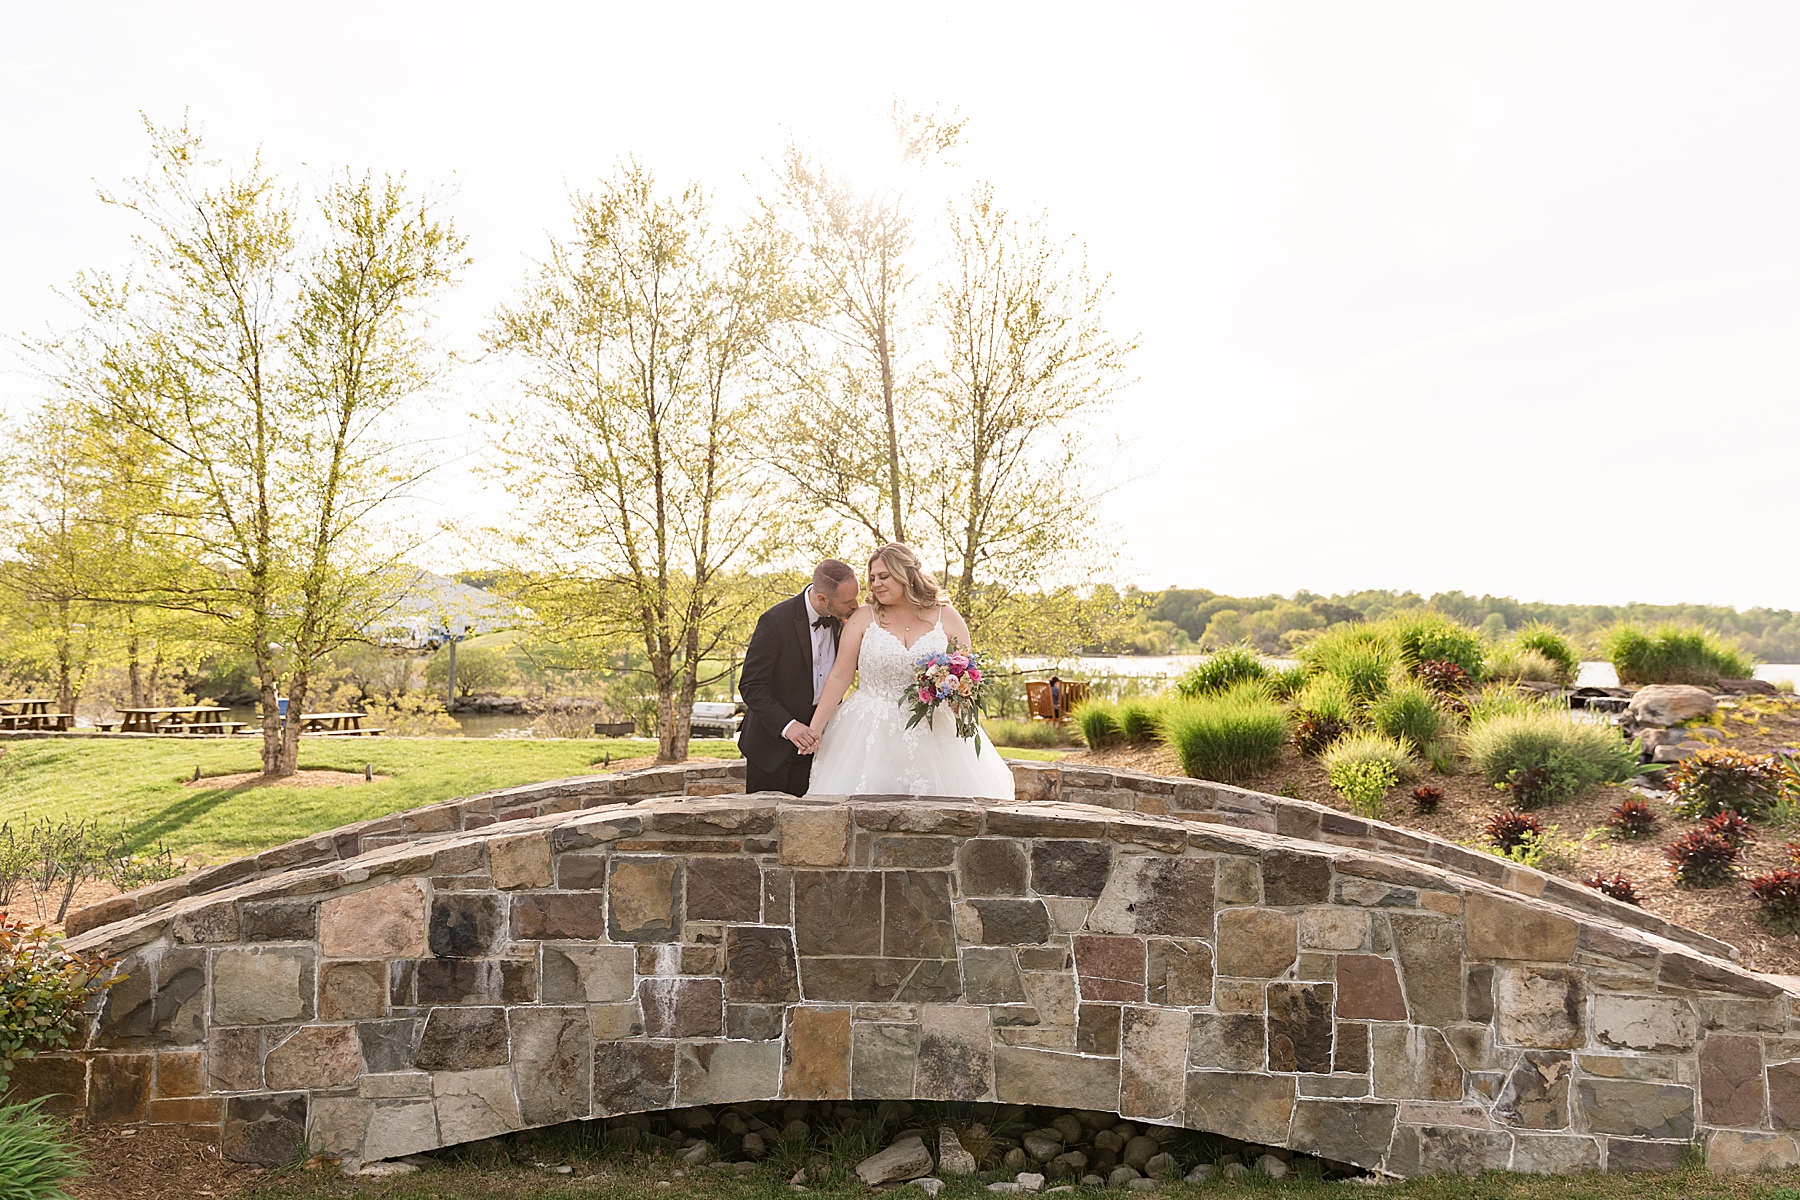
[296, 712, 384, 737]
[0, 698, 74, 731]
[115, 706, 246, 736]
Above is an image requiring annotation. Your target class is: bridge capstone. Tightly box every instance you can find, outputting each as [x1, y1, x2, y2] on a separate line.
[23, 766, 1800, 1177]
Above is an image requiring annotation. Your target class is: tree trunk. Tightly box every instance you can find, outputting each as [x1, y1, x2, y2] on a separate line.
[877, 247, 904, 543]
[127, 621, 145, 708]
[278, 670, 308, 776]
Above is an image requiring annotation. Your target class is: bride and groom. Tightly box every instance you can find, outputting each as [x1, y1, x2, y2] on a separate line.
[737, 544, 1016, 800]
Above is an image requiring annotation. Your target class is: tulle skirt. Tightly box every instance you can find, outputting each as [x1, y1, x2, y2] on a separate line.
[806, 689, 1016, 800]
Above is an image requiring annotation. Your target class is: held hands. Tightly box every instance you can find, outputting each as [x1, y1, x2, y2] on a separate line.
[784, 721, 820, 755]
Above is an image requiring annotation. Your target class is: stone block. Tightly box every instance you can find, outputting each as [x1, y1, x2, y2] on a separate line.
[800, 956, 960, 1003]
[1290, 1099, 1397, 1168]
[1146, 939, 1212, 1007]
[1030, 840, 1113, 897]
[352, 1019, 416, 1075]
[1392, 1124, 1513, 1175]
[1700, 1034, 1767, 1128]
[795, 871, 882, 955]
[871, 835, 955, 868]
[1214, 856, 1261, 904]
[1510, 1134, 1600, 1173]
[1072, 935, 1146, 1003]
[637, 977, 724, 1038]
[489, 832, 553, 889]
[1268, 982, 1334, 1074]
[208, 1027, 264, 1091]
[916, 1005, 994, 1101]
[1300, 908, 1366, 951]
[223, 1093, 307, 1167]
[593, 1041, 677, 1114]
[853, 1021, 920, 1098]
[319, 960, 388, 1022]
[511, 893, 605, 940]
[686, 857, 762, 921]
[265, 1025, 364, 1090]
[1387, 914, 1465, 1027]
[320, 879, 427, 959]
[961, 838, 1028, 896]
[780, 806, 851, 867]
[723, 927, 800, 1003]
[784, 1006, 852, 1099]
[1087, 856, 1213, 937]
[1119, 1007, 1187, 1121]
[1215, 909, 1297, 978]
[240, 900, 317, 942]
[511, 1007, 590, 1126]
[428, 893, 507, 959]
[416, 1007, 510, 1070]
[1604, 1137, 1686, 1173]
[885, 872, 956, 959]
[362, 1099, 437, 1161]
[1705, 1130, 1800, 1173]
[1495, 1050, 1571, 1130]
[307, 1096, 371, 1161]
[172, 901, 240, 945]
[87, 1054, 151, 1123]
[608, 858, 682, 941]
[1262, 849, 1332, 905]
[542, 944, 636, 1003]
[1371, 1026, 1463, 1101]
[212, 947, 315, 1026]
[962, 947, 1027, 1004]
[1593, 996, 1697, 1052]
[995, 1046, 1120, 1111]
[955, 899, 1051, 946]
[1577, 1079, 1695, 1138]
[415, 958, 536, 1006]
[155, 1050, 204, 1099]
[1336, 1021, 1370, 1074]
[590, 1002, 645, 1041]
[556, 852, 608, 890]
[1077, 1004, 1122, 1055]
[1463, 892, 1575, 962]
[1184, 1071, 1294, 1145]
[1496, 966, 1585, 1050]
[1336, 955, 1407, 1021]
[1188, 1012, 1265, 1072]
[435, 1066, 521, 1144]
[1769, 1060, 1800, 1129]
[675, 1040, 783, 1106]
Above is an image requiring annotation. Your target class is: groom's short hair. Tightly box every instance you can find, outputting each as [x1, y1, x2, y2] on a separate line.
[812, 560, 856, 592]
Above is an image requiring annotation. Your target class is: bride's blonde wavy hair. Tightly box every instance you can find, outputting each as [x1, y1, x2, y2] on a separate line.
[868, 543, 944, 613]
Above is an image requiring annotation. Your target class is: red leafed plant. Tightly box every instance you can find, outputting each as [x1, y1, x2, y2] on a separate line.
[1417, 659, 1470, 700]
[1748, 868, 1800, 932]
[1411, 784, 1443, 814]
[1484, 810, 1544, 855]
[1701, 809, 1755, 850]
[1664, 825, 1744, 888]
[1607, 798, 1658, 840]
[1581, 872, 1643, 905]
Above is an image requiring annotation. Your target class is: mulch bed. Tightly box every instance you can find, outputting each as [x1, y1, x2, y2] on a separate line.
[68, 1126, 265, 1199]
[1068, 693, 1800, 976]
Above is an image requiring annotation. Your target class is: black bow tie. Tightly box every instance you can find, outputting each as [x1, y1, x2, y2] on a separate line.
[812, 615, 842, 632]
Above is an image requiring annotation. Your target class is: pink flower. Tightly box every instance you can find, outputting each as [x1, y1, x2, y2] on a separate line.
[949, 653, 969, 670]
[918, 687, 935, 704]
[967, 668, 982, 683]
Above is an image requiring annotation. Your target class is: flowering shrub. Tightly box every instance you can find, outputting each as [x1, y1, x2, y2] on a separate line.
[1411, 784, 1443, 814]
[1748, 868, 1800, 932]
[1607, 798, 1658, 840]
[0, 915, 118, 1087]
[1665, 747, 1791, 820]
[1484, 810, 1545, 855]
[1664, 825, 1744, 888]
[1582, 872, 1643, 905]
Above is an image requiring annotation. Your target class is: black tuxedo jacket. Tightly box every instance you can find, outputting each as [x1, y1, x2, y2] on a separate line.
[738, 592, 839, 773]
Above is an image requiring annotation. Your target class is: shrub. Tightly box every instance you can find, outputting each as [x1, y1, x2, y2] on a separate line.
[1292, 713, 1348, 757]
[1176, 645, 1269, 698]
[1665, 825, 1743, 887]
[1297, 625, 1399, 706]
[1511, 623, 1580, 684]
[1411, 784, 1443, 814]
[0, 1097, 81, 1200]
[1370, 682, 1444, 751]
[1320, 730, 1420, 787]
[1608, 798, 1658, 840]
[1582, 873, 1643, 905]
[1702, 809, 1755, 850]
[1785, 841, 1800, 867]
[1158, 686, 1289, 783]
[1748, 868, 1800, 932]
[1464, 709, 1639, 802]
[1328, 758, 1396, 817]
[1267, 664, 1309, 702]
[1387, 610, 1486, 679]
[1416, 658, 1470, 700]
[1485, 811, 1545, 855]
[0, 917, 117, 1089]
[1665, 748, 1791, 820]
[1485, 647, 1564, 684]
[1117, 697, 1166, 743]
[1604, 624, 1754, 685]
[1073, 700, 1123, 749]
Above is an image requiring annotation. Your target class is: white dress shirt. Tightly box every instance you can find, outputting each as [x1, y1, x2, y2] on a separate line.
[783, 588, 838, 739]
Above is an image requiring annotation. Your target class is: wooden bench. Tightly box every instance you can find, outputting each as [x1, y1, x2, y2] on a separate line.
[1026, 680, 1089, 723]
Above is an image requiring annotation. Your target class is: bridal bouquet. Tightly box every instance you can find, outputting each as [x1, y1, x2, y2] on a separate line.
[904, 641, 988, 752]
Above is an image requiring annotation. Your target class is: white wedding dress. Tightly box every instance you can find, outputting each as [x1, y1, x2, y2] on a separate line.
[806, 615, 1016, 800]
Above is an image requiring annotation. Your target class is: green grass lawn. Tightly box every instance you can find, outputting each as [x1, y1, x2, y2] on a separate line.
[0, 736, 742, 862]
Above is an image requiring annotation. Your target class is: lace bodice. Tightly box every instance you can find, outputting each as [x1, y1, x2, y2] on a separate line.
[856, 616, 946, 701]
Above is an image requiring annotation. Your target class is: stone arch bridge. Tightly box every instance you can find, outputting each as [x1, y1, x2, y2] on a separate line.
[22, 761, 1800, 1176]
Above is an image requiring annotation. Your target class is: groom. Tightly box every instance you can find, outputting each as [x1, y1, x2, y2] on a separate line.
[738, 560, 861, 795]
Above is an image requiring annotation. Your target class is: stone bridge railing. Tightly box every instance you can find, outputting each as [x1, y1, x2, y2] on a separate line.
[27, 788, 1800, 1177]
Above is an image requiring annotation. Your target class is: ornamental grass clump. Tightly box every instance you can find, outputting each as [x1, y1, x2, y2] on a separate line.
[1267, 664, 1309, 701]
[1176, 644, 1269, 698]
[1603, 623, 1754, 685]
[1298, 624, 1400, 706]
[1117, 697, 1166, 743]
[1665, 823, 1744, 888]
[1073, 701, 1123, 749]
[1291, 673, 1356, 756]
[1748, 868, 1800, 932]
[1608, 798, 1658, 840]
[1320, 730, 1419, 790]
[0, 1097, 81, 1200]
[1463, 708, 1639, 805]
[1370, 681, 1445, 752]
[1665, 747, 1791, 820]
[1510, 623, 1580, 684]
[1157, 685, 1289, 783]
[1484, 647, 1564, 684]
[1581, 872, 1643, 906]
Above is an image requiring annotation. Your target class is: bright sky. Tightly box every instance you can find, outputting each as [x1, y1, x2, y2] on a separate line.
[4, 2, 1798, 610]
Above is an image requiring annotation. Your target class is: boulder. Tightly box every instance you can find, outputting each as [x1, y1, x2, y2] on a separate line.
[857, 1136, 935, 1185]
[938, 1129, 977, 1176]
[1625, 685, 1716, 728]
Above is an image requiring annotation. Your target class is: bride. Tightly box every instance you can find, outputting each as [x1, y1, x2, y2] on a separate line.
[805, 543, 1016, 800]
